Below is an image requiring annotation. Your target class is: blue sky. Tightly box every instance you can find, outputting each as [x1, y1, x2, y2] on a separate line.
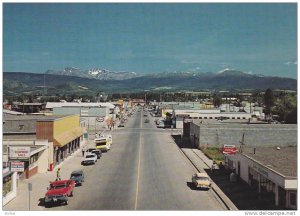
[3, 3, 297, 78]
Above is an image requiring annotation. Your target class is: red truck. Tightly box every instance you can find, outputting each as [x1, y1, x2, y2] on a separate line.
[44, 179, 75, 207]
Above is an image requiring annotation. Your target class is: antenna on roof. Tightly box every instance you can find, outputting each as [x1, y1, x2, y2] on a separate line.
[239, 132, 245, 153]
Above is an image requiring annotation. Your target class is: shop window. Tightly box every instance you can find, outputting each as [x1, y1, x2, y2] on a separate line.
[209, 117, 213, 119]
[232, 117, 235, 119]
[19, 125, 24, 130]
[30, 153, 39, 165]
[3, 173, 13, 197]
[237, 117, 240, 119]
[243, 117, 246, 119]
[290, 192, 297, 206]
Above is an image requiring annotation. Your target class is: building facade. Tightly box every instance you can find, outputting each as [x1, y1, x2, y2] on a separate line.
[188, 121, 297, 148]
[225, 147, 297, 209]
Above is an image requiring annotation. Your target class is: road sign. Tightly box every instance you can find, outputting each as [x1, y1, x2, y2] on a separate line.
[28, 183, 32, 191]
[96, 116, 105, 122]
[28, 182, 32, 191]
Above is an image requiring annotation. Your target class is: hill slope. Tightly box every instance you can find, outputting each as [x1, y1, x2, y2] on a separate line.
[3, 70, 297, 95]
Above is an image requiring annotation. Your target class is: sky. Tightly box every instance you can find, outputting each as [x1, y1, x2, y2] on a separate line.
[3, 3, 298, 78]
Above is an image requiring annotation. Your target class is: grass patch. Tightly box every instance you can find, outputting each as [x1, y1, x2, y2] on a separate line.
[200, 147, 224, 165]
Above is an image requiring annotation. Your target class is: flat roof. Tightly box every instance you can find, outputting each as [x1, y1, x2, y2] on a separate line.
[3, 114, 73, 121]
[46, 102, 114, 109]
[242, 146, 297, 177]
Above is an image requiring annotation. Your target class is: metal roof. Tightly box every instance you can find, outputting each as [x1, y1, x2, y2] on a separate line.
[242, 146, 297, 177]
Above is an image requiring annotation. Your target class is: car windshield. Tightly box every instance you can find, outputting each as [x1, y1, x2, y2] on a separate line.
[50, 184, 67, 189]
[71, 173, 82, 177]
[86, 155, 95, 158]
[196, 177, 209, 181]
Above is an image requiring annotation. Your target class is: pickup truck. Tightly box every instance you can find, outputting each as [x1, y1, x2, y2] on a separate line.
[44, 179, 75, 207]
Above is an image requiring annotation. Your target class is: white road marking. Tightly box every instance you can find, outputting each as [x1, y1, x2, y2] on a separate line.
[134, 110, 143, 210]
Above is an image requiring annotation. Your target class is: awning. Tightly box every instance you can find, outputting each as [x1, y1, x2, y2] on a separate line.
[53, 127, 84, 147]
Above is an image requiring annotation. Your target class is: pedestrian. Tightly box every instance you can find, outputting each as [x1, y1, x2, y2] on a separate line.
[211, 161, 216, 173]
[56, 168, 61, 181]
[82, 147, 85, 157]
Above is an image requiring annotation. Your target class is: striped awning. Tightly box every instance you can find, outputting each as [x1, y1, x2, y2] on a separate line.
[53, 127, 84, 147]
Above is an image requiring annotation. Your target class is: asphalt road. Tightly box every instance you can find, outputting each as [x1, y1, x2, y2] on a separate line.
[60, 108, 225, 210]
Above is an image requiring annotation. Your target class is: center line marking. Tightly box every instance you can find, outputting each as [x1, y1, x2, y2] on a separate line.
[134, 110, 143, 210]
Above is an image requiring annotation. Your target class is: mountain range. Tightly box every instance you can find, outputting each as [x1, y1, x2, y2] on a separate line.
[45, 67, 140, 80]
[3, 67, 297, 95]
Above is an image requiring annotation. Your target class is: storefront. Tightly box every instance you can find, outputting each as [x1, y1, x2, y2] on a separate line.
[2, 168, 17, 205]
[8, 144, 48, 179]
[36, 114, 84, 169]
[225, 146, 297, 209]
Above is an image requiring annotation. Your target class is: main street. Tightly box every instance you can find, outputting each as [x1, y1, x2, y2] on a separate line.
[54, 108, 226, 210]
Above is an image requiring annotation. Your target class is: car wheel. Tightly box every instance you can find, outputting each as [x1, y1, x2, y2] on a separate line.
[65, 200, 68, 205]
[70, 190, 74, 197]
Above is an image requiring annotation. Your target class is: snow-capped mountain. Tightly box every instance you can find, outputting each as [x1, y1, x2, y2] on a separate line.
[45, 67, 140, 80]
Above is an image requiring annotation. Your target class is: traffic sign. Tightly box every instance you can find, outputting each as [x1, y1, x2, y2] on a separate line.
[96, 116, 105, 122]
[28, 183, 32, 191]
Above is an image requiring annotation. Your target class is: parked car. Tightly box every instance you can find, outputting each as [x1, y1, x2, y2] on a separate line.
[191, 173, 211, 190]
[118, 124, 125, 127]
[70, 170, 85, 186]
[86, 148, 97, 153]
[144, 119, 150, 123]
[91, 149, 102, 159]
[44, 179, 75, 207]
[81, 153, 97, 165]
[157, 121, 165, 128]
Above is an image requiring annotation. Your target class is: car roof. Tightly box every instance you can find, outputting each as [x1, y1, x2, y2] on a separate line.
[195, 173, 209, 178]
[71, 170, 83, 175]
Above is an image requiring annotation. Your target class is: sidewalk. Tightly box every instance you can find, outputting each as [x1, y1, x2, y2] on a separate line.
[3, 140, 94, 211]
[172, 135, 284, 210]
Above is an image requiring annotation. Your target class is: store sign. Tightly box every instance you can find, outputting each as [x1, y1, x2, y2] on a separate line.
[9, 147, 30, 159]
[222, 144, 238, 155]
[10, 161, 25, 172]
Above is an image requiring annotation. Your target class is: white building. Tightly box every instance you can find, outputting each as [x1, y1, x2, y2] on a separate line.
[225, 146, 297, 209]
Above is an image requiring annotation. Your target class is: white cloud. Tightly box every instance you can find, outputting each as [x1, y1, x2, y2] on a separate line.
[285, 61, 297, 65]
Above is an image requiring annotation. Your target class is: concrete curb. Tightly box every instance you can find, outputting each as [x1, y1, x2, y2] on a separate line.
[170, 135, 238, 210]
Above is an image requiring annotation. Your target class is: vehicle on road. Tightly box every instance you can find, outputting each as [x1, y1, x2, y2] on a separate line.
[44, 179, 75, 207]
[144, 119, 149, 123]
[157, 121, 165, 128]
[91, 149, 102, 159]
[70, 170, 85, 186]
[191, 173, 211, 190]
[95, 134, 112, 152]
[118, 124, 125, 127]
[81, 153, 97, 165]
[86, 148, 97, 153]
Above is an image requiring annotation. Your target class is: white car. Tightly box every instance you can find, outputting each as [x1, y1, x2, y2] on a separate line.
[81, 153, 97, 165]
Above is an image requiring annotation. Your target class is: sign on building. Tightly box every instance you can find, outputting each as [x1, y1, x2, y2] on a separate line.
[9, 147, 30, 159]
[222, 144, 238, 155]
[10, 161, 25, 172]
